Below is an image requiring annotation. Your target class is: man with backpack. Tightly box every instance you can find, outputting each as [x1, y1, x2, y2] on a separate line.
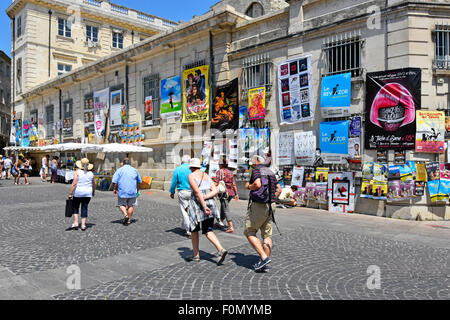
[244, 155, 282, 272]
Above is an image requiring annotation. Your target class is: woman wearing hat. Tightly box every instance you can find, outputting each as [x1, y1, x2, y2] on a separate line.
[186, 158, 228, 265]
[67, 158, 95, 231]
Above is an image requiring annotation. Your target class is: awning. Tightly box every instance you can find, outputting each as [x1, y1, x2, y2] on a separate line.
[41, 143, 88, 152]
[3, 146, 43, 152]
[81, 143, 153, 153]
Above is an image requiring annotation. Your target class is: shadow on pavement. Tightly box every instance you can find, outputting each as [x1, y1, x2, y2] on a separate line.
[177, 247, 218, 264]
[229, 252, 260, 270]
[165, 227, 188, 237]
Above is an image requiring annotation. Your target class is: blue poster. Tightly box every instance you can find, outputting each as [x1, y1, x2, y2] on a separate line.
[320, 121, 349, 163]
[320, 73, 352, 118]
[350, 117, 362, 137]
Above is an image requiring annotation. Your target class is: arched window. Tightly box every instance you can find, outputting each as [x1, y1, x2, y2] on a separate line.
[245, 2, 264, 18]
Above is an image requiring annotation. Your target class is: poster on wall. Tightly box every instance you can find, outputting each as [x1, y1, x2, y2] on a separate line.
[365, 68, 421, 150]
[256, 128, 270, 155]
[328, 172, 355, 213]
[319, 121, 349, 164]
[94, 88, 110, 140]
[348, 137, 361, 160]
[63, 99, 73, 138]
[415, 110, 445, 154]
[278, 131, 294, 165]
[144, 96, 153, 126]
[438, 163, 450, 203]
[212, 78, 239, 132]
[239, 106, 250, 129]
[84, 93, 95, 142]
[183, 65, 209, 123]
[227, 139, 239, 169]
[248, 87, 266, 121]
[160, 75, 182, 119]
[294, 131, 316, 166]
[291, 166, 305, 187]
[320, 73, 351, 118]
[350, 117, 362, 137]
[278, 55, 314, 124]
[110, 89, 123, 130]
[445, 117, 450, 139]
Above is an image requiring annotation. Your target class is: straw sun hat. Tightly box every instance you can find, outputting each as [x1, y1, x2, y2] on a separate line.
[76, 158, 94, 171]
[189, 158, 202, 169]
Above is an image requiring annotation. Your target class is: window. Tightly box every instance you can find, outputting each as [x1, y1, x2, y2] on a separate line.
[112, 31, 123, 49]
[17, 16, 22, 38]
[58, 18, 71, 38]
[322, 32, 363, 77]
[435, 25, 450, 70]
[142, 74, 160, 126]
[45, 105, 54, 139]
[86, 25, 99, 43]
[241, 53, 272, 97]
[16, 58, 22, 93]
[57, 63, 72, 76]
[245, 2, 264, 18]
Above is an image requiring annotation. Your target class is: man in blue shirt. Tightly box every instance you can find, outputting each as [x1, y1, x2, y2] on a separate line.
[112, 158, 142, 226]
[170, 155, 192, 237]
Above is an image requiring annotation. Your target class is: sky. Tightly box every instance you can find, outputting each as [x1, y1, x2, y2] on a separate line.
[0, 0, 220, 57]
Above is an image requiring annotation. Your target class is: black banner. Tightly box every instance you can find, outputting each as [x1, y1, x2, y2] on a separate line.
[365, 68, 421, 150]
[211, 78, 239, 132]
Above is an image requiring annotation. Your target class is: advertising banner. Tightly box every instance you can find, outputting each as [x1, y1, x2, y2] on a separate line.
[291, 166, 305, 187]
[348, 137, 361, 160]
[328, 172, 355, 213]
[320, 73, 351, 118]
[160, 75, 182, 119]
[256, 128, 270, 155]
[239, 128, 256, 157]
[144, 96, 154, 126]
[320, 121, 349, 164]
[183, 65, 209, 123]
[278, 55, 314, 124]
[350, 116, 362, 137]
[110, 89, 122, 130]
[212, 78, 239, 132]
[278, 131, 294, 166]
[365, 68, 421, 150]
[63, 99, 73, 138]
[239, 106, 250, 129]
[94, 88, 110, 140]
[294, 131, 316, 166]
[415, 110, 445, 154]
[248, 87, 266, 121]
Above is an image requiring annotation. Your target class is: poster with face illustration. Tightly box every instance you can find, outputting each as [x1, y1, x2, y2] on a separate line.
[415, 111, 445, 154]
[365, 68, 421, 150]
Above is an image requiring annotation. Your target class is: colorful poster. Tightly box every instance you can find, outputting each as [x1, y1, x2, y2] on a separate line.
[239, 128, 256, 165]
[278, 131, 294, 165]
[315, 167, 329, 183]
[84, 93, 95, 142]
[376, 150, 388, 163]
[320, 73, 351, 118]
[365, 68, 421, 150]
[294, 188, 307, 206]
[415, 110, 445, 154]
[94, 88, 109, 140]
[248, 87, 266, 121]
[303, 167, 316, 184]
[438, 163, 450, 203]
[415, 162, 427, 182]
[425, 162, 440, 182]
[348, 137, 361, 160]
[428, 180, 440, 203]
[305, 182, 316, 201]
[110, 89, 122, 130]
[328, 172, 355, 213]
[362, 162, 374, 179]
[239, 106, 250, 129]
[283, 166, 293, 186]
[183, 65, 209, 123]
[315, 184, 328, 204]
[350, 117, 362, 137]
[291, 166, 305, 187]
[320, 121, 349, 164]
[294, 131, 316, 166]
[388, 165, 401, 180]
[394, 150, 406, 164]
[256, 128, 270, 155]
[212, 78, 239, 132]
[446, 117, 450, 139]
[160, 75, 182, 119]
[361, 179, 374, 199]
[278, 55, 314, 124]
[144, 96, 154, 126]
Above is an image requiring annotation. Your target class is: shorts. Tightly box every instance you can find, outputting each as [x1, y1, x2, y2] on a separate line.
[192, 217, 215, 235]
[42, 167, 48, 175]
[244, 202, 275, 240]
[118, 197, 137, 208]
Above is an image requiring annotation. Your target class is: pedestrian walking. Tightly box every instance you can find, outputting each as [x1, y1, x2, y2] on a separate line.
[66, 158, 95, 232]
[244, 155, 282, 272]
[12, 156, 22, 185]
[213, 157, 238, 233]
[186, 158, 228, 265]
[22, 157, 31, 185]
[50, 156, 59, 184]
[3, 156, 12, 180]
[41, 154, 49, 182]
[111, 158, 142, 226]
[169, 155, 193, 237]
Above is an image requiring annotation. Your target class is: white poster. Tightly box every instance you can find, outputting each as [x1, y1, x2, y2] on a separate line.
[94, 88, 110, 139]
[348, 137, 361, 160]
[278, 131, 294, 165]
[228, 139, 238, 169]
[278, 55, 315, 125]
[327, 172, 355, 214]
[209, 159, 220, 178]
[110, 90, 123, 129]
[291, 166, 305, 187]
[294, 131, 316, 166]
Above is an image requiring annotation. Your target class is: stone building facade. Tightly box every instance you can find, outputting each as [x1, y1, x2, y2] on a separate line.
[0, 51, 11, 151]
[9, 0, 450, 220]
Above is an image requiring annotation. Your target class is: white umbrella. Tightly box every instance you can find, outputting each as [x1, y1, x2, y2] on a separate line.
[88, 143, 153, 153]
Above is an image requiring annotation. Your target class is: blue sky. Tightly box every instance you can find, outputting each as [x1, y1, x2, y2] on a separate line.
[0, 0, 219, 57]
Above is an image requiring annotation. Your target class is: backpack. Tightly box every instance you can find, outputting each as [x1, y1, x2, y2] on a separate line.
[249, 166, 275, 204]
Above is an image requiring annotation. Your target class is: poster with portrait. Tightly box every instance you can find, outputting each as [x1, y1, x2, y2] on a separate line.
[144, 96, 153, 126]
[63, 99, 73, 138]
[446, 117, 450, 139]
[212, 78, 239, 132]
[84, 93, 95, 141]
[320, 72, 351, 118]
[348, 137, 361, 160]
[328, 172, 355, 213]
[183, 65, 209, 123]
[319, 121, 349, 164]
[277, 131, 294, 165]
[415, 111, 445, 154]
[239, 106, 250, 129]
[239, 128, 256, 158]
[110, 89, 123, 130]
[394, 150, 406, 164]
[160, 75, 182, 119]
[94, 88, 109, 140]
[291, 166, 305, 187]
[365, 68, 421, 150]
[294, 131, 316, 166]
[248, 87, 266, 121]
[278, 55, 314, 125]
[256, 128, 270, 155]
[315, 184, 328, 204]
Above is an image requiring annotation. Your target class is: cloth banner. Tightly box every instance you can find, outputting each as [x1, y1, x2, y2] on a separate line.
[94, 88, 110, 140]
[160, 75, 182, 119]
[320, 73, 351, 118]
[248, 87, 266, 121]
[320, 121, 349, 164]
[212, 78, 239, 132]
[183, 65, 209, 123]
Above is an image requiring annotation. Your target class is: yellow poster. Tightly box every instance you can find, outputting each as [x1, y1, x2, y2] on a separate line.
[248, 87, 266, 120]
[183, 65, 209, 123]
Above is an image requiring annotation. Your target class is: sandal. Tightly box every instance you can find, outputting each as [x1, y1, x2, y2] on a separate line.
[217, 249, 228, 266]
[122, 216, 129, 225]
[188, 255, 200, 262]
[225, 229, 234, 233]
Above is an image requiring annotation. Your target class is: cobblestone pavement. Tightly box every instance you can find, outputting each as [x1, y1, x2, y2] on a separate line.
[0, 177, 449, 300]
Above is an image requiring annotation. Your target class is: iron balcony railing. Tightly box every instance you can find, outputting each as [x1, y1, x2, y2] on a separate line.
[434, 24, 450, 70]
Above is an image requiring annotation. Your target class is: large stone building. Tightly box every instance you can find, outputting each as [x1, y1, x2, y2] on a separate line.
[0, 50, 11, 152]
[6, 0, 450, 220]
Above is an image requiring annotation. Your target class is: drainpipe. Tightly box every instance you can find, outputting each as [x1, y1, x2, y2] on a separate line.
[12, 17, 15, 146]
[209, 31, 215, 118]
[59, 89, 63, 143]
[48, 10, 52, 77]
[125, 63, 129, 124]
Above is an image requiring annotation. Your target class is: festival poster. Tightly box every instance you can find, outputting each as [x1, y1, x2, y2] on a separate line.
[160, 76, 182, 119]
[415, 110, 445, 154]
[248, 87, 266, 121]
[201, 141, 213, 168]
[315, 167, 329, 184]
[320, 72, 351, 118]
[361, 179, 373, 199]
[315, 184, 328, 204]
[291, 166, 305, 187]
[84, 93, 95, 142]
[394, 150, 406, 164]
[239, 106, 250, 129]
[294, 187, 307, 206]
[227, 139, 239, 169]
[350, 117, 362, 137]
[94, 88, 110, 140]
[415, 181, 426, 196]
[387, 180, 402, 202]
[406, 161, 416, 180]
[303, 167, 316, 185]
[211, 79, 239, 132]
[294, 131, 316, 166]
[415, 162, 427, 182]
[21, 120, 31, 147]
[305, 182, 316, 201]
[372, 180, 388, 200]
[283, 166, 293, 186]
[278, 55, 314, 124]
[320, 121, 349, 164]
[425, 162, 440, 182]
[348, 137, 361, 161]
[278, 131, 294, 165]
[428, 180, 440, 203]
[240, 128, 256, 155]
[373, 163, 388, 181]
[256, 128, 270, 155]
[365, 68, 421, 150]
[144, 96, 153, 126]
[446, 117, 450, 139]
[110, 90, 123, 130]
[388, 165, 401, 180]
[183, 65, 209, 123]
[328, 172, 355, 213]
[362, 162, 374, 179]
[63, 99, 73, 138]
[376, 150, 388, 163]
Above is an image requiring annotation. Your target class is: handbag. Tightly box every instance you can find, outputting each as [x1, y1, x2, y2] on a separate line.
[65, 198, 74, 218]
[217, 170, 229, 198]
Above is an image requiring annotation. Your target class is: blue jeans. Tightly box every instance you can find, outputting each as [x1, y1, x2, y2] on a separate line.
[72, 197, 91, 218]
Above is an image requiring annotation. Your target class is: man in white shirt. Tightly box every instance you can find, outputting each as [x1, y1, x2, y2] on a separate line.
[278, 185, 298, 207]
[41, 155, 49, 182]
